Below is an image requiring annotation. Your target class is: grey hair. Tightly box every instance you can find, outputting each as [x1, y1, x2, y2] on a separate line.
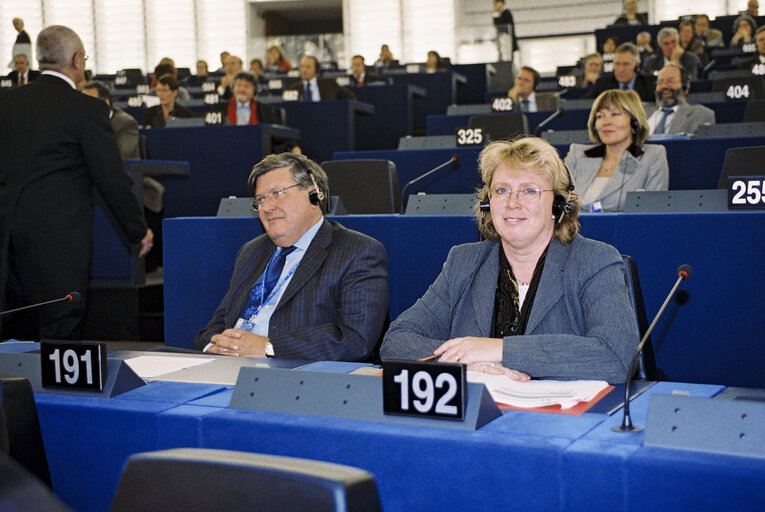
[615, 42, 641, 65]
[36, 25, 84, 71]
[657, 26, 679, 43]
[247, 153, 329, 212]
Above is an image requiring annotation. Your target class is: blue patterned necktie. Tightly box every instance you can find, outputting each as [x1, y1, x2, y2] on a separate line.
[263, 246, 296, 300]
[654, 108, 674, 135]
[304, 81, 312, 102]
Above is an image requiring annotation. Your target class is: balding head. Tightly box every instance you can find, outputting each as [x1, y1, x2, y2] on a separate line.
[37, 25, 85, 72]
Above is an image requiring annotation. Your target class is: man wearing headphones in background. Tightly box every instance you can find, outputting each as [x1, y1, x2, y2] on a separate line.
[646, 63, 715, 135]
[194, 153, 388, 361]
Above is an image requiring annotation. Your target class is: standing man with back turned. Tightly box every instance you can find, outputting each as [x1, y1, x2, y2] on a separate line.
[0, 25, 152, 341]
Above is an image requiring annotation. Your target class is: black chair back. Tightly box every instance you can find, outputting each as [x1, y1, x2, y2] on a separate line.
[743, 99, 765, 122]
[621, 255, 664, 381]
[320, 160, 401, 214]
[0, 375, 51, 486]
[718, 146, 765, 188]
[110, 448, 382, 512]
[468, 113, 529, 142]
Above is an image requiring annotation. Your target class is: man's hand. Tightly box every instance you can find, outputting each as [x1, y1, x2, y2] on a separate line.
[670, 45, 684, 64]
[208, 329, 269, 358]
[138, 229, 153, 258]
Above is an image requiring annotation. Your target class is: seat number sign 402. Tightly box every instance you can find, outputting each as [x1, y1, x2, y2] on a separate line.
[382, 361, 465, 420]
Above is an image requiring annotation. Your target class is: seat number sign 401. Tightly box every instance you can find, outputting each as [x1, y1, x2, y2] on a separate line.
[382, 361, 465, 420]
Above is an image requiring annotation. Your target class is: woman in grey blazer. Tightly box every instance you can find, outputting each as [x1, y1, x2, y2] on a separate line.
[564, 89, 668, 212]
[381, 138, 638, 384]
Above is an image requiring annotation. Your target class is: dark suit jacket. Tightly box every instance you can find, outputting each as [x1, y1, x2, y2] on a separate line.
[0, 74, 147, 339]
[643, 52, 701, 80]
[587, 72, 656, 102]
[381, 236, 638, 384]
[348, 72, 384, 86]
[142, 103, 193, 128]
[194, 219, 388, 361]
[738, 56, 765, 70]
[286, 78, 356, 101]
[6, 69, 40, 86]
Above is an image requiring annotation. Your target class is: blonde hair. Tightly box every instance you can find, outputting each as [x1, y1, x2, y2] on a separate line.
[588, 89, 649, 145]
[476, 137, 580, 244]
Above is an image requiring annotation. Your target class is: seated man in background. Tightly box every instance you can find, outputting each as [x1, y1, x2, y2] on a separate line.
[695, 14, 724, 47]
[195, 153, 388, 360]
[588, 42, 655, 102]
[348, 55, 381, 85]
[577, 53, 603, 87]
[507, 66, 557, 111]
[286, 56, 356, 101]
[643, 27, 700, 80]
[7, 53, 39, 86]
[737, 25, 765, 72]
[647, 63, 715, 135]
[216, 54, 243, 100]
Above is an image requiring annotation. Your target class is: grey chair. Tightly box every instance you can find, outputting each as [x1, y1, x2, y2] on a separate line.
[110, 448, 382, 512]
[621, 255, 664, 381]
[320, 160, 401, 214]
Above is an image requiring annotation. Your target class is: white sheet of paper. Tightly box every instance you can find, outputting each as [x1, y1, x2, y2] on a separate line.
[467, 371, 609, 409]
[124, 356, 214, 379]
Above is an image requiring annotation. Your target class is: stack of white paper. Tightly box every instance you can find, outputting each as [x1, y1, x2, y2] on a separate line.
[467, 372, 609, 409]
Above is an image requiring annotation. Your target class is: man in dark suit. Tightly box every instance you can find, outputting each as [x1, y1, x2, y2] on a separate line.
[507, 66, 558, 111]
[0, 25, 152, 340]
[6, 54, 40, 86]
[285, 56, 356, 101]
[348, 55, 382, 85]
[643, 27, 701, 80]
[195, 153, 388, 361]
[588, 42, 655, 101]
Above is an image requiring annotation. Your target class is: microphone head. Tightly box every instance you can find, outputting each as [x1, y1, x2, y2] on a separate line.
[557, 107, 564, 114]
[451, 155, 459, 163]
[67, 291, 82, 304]
[677, 264, 693, 280]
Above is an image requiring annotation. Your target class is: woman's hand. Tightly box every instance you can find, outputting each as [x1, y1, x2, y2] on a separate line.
[467, 362, 531, 381]
[434, 337, 503, 366]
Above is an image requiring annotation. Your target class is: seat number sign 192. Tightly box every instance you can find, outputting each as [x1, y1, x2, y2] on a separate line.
[382, 361, 465, 420]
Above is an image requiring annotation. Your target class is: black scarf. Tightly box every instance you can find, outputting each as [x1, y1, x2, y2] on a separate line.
[491, 245, 548, 338]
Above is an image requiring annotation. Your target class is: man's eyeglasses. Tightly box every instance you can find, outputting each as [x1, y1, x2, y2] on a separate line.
[73, 51, 88, 63]
[252, 184, 301, 211]
[490, 187, 553, 203]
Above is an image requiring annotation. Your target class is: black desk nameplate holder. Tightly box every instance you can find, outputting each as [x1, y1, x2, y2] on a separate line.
[0, 352, 145, 398]
[644, 394, 765, 459]
[230, 367, 501, 431]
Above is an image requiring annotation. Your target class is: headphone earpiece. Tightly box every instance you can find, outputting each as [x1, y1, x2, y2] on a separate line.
[630, 117, 638, 132]
[479, 200, 490, 212]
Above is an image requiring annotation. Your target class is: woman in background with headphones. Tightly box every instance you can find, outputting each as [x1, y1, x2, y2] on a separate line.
[564, 89, 668, 212]
[380, 137, 638, 385]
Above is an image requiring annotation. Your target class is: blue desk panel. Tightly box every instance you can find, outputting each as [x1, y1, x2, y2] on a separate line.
[22, 374, 762, 512]
[427, 103, 748, 137]
[336, 136, 765, 193]
[388, 71, 466, 134]
[164, 212, 765, 388]
[351, 84, 423, 151]
[274, 100, 374, 164]
[143, 124, 298, 217]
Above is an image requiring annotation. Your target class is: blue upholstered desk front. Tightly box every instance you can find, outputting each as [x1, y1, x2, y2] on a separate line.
[164, 212, 765, 388]
[27, 372, 764, 512]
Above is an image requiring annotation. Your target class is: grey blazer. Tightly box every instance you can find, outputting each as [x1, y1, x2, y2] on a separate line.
[381, 236, 638, 384]
[194, 219, 389, 361]
[645, 102, 715, 135]
[564, 143, 669, 212]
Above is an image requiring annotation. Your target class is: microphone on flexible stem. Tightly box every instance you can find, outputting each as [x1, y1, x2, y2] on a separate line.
[533, 107, 564, 137]
[612, 264, 692, 433]
[399, 155, 459, 214]
[0, 292, 82, 317]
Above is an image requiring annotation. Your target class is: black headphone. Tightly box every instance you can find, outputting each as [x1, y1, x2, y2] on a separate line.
[248, 154, 326, 212]
[479, 164, 575, 224]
